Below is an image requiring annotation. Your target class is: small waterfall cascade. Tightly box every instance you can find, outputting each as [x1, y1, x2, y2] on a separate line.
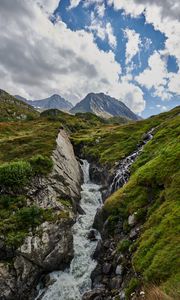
[110, 129, 154, 193]
[36, 160, 102, 300]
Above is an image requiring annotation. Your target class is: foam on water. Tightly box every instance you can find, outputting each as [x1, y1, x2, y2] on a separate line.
[36, 160, 102, 300]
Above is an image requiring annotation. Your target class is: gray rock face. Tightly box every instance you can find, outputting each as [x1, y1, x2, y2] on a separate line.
[70, 92, 139, 120]
[0, 130, 82, 300]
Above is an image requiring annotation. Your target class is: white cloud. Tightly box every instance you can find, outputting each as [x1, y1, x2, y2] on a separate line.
[135, 50, 180, 99]
[89, 14, 117, 49]
[156, 104, 169, 111]
[0, 0, 145, 113]
[168, 72, 180, 95]
[36, 0, 60, 14]
[68, 0, 81, 9]
[124, 28, 142, 65]
[107, 0, 180, 66]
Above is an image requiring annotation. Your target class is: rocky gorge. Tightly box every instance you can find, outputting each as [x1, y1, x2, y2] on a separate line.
[0, 129, 82, 299]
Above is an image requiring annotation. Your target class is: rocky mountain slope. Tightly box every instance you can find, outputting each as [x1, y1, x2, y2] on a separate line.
[70, 92, 139, 120]
[0, 89, 39, 121]
[15, 94, 73, 112]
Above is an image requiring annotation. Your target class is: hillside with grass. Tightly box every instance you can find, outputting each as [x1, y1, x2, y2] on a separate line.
[0, 90, 179, 299]
[0, 89, 39, 121]
[71, 106, 180, 299]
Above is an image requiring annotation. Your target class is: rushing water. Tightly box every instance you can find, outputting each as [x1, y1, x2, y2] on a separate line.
[110, 129, 154, 193]
[36, 160, 102, 300]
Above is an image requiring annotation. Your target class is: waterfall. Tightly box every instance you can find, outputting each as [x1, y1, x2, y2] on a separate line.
[110, 129, 154, 193]
[36, 160, 102, 300]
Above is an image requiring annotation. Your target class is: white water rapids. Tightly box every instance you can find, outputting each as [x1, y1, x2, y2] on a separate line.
[36, 160, 102, 300]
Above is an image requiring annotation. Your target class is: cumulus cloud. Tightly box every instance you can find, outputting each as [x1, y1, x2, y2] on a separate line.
[135, 50, 180, 99]
[124, 29, 142, 65]
[0, 0, 145, 113]
[36, 0, 60, 14]
[107, 0, 180, 65]
[89, 16, 117, 49]
[135, 51, 172, 100]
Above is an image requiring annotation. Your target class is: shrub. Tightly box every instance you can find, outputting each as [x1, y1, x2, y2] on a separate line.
[0, 161, 32, 189]
[29, 155, 53, 176]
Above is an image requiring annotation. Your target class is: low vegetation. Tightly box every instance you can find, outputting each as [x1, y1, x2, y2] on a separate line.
[0, 90, 179, 297]
[103, 111, 180, 298]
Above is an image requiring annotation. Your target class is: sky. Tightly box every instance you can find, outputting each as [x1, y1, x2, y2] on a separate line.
[0, 0, 180, 117]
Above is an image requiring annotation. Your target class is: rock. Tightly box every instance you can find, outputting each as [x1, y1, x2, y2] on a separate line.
[93, 240, 103, 259]
[103, 263, 112, 274]
[88, 229, 98, 241]
[110, 276, 122, 290]
[0, 129, 82, 299]
[128, 213, 136, 226]
[115, 265, 123, 276]
[119, 290, 126, 299]
[82, 288, 106, 300]
[129, 227, 140, 239]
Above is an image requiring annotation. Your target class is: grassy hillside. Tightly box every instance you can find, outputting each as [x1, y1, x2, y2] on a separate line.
[71, 106, 180, 298]
[0, 90, 179, 298]
[0, 89, 39, 121]
[71, 106, 180, 165]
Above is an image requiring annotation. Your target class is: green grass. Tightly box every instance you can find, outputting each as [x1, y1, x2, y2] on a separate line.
[0, 89, 39, 121]
[71, 106, 180, 165]
[102, 111, 180, 298]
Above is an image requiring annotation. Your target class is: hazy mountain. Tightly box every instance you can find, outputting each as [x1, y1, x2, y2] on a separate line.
[70, 92, 139, 120]
[15, 94, 73, 112]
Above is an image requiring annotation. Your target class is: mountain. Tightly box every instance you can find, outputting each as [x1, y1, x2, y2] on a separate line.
[15, 94, 73, 112]
[0, 89, 38, 121]
[70, 92, 139, 120]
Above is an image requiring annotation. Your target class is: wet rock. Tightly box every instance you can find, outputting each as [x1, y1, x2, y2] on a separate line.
[103, 263, 112, 274]
[93, 240, 103, 259]
[88, 229, 98, 241]
[82, 288, 106, 300]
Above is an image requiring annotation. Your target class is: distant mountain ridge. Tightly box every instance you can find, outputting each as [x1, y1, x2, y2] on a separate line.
[70, 92, 139, 120]
[15, 94, 73, 112]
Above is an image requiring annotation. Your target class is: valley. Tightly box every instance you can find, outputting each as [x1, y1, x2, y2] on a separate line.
[0, 90, 179, 300]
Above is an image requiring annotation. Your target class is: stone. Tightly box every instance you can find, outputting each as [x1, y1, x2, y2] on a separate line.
[115, 265, 123, 276]
[82, 288, 106, 300]
[128, 213, 136, 226]
[88, 229, 98, 241]
[110, 276, 122, 289]
[103, 263, 112, 274]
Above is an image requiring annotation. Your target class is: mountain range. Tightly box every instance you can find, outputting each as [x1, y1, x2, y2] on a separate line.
[15, 94, 73, 112]
[15, 92, 139, 120]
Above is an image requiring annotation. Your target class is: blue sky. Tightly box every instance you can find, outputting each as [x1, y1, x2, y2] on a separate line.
[0, 0, 179, 117]
[54, 0, 179, 117]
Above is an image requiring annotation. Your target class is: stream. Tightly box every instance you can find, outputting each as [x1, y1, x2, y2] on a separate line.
[36, 160, 102, 300]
